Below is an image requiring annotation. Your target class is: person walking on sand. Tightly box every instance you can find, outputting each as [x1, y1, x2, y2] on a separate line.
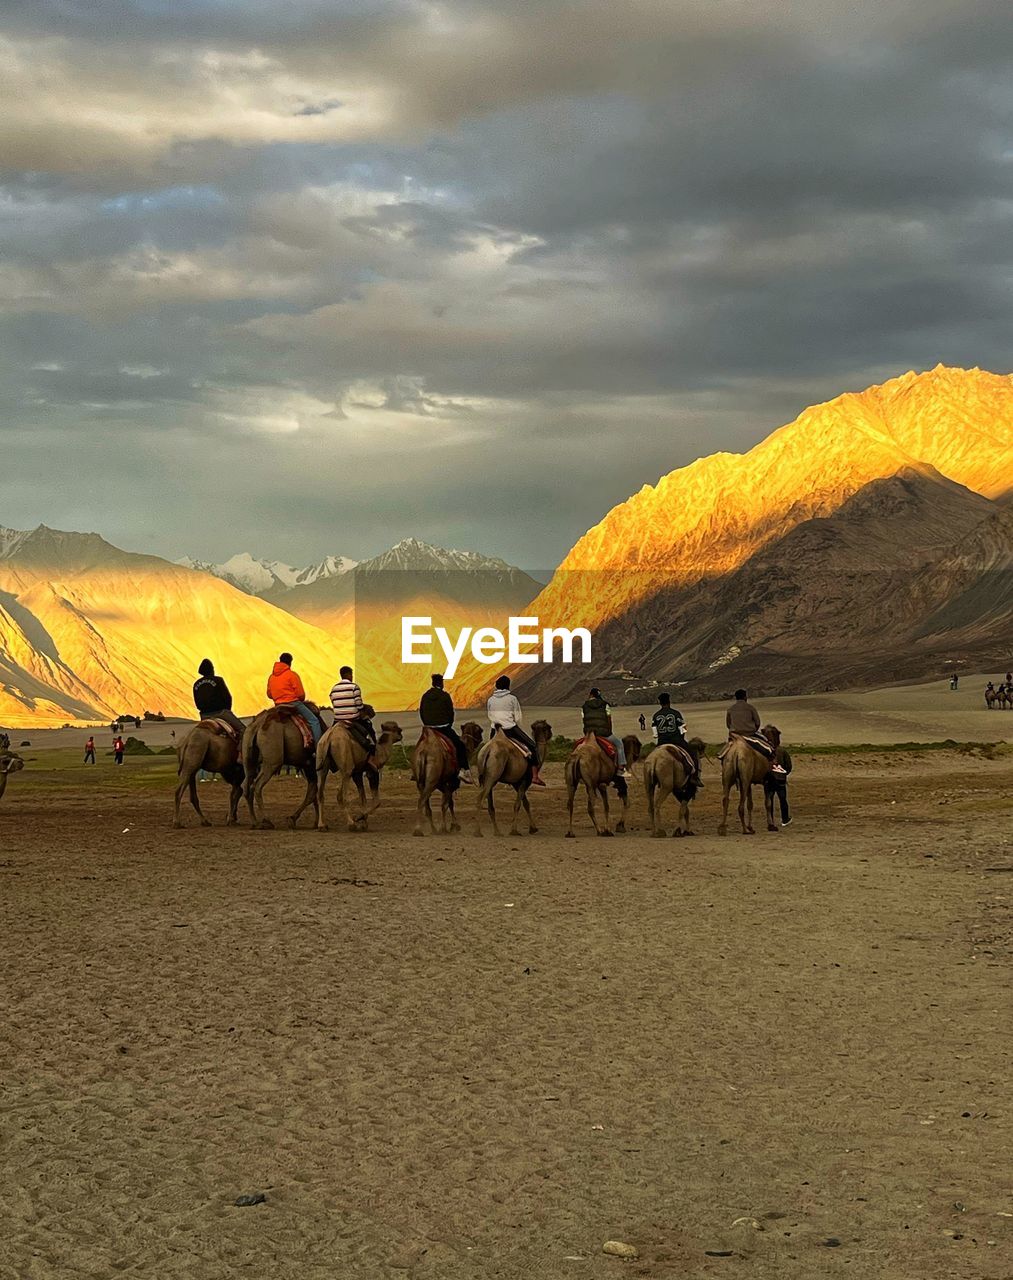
[84, 736, 96, 765]
[763, 726, 793, 827]
[638, 713, 647, 732]
[113, 735, 125, 766]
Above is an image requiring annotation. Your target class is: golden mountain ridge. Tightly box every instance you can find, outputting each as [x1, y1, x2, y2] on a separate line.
[532, 363, 1013, 628]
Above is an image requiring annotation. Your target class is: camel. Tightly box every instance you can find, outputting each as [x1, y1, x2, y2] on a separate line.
[0, 751, 25, 804]
[473, 720, 553, 837]
[622, 734, 643, 772]
[173, 721, 245, 828]
[564, 734, 629, 837]
[315, 719, 404, 831]
[243, 706, 322, 830]
[717, 731, 775, 836]
[985, 687, 998, 710]
[412, 722, 484, 836]
[644, 738, 706, 837]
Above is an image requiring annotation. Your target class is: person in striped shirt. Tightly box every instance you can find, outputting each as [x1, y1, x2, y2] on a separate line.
[329, 665, 377, 754]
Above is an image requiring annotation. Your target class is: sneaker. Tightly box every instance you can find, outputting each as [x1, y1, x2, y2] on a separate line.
[619, 768, 633, 780]
[458, 769, 475, 785]
[781, 817, 792, 827]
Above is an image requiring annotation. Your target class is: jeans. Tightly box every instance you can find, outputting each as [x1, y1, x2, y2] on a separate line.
[765, 780, 790, 823]
[286, 701, 323, 746]
[606, 734, 627, 768]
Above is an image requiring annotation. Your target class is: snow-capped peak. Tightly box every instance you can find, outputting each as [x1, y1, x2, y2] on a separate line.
[177, 551, 357, 596]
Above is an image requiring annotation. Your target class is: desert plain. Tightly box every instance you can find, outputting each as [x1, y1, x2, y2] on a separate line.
[1, 677, 1011, 1279]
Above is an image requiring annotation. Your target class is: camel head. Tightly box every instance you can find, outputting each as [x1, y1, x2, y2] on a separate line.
[687, 736, 707, 755]
[379, 720, 403, 745]
[531, 719, 553, 745]
[460, 721, 484, 750]
[761, 725, 781, 748]
[0, 752, 24, 775]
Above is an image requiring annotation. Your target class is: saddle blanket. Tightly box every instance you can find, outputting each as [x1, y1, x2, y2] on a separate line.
[271, 707, 315, 750]
[575, 734, 617, 760]
[419, 727, 458, 768]
[201, 718, 240, 743]
[657, 742, 698, 775]
[719, 733, 774, 762]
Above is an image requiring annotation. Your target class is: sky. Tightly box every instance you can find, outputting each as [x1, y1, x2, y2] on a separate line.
[2, 0, 1013, 570]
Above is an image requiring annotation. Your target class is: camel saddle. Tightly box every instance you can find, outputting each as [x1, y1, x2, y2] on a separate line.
[419, 727, 458, 770]
[576, 733, 617, 761]
[657, 741, 698, 776]
[492, 728, 531, 759]
[719, 732, 774, 762]
[269, 705, 316, 751]
[202, 717, 241, 743]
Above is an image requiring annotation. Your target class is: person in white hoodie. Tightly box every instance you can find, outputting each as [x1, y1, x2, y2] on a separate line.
[487, 675, 545, 788]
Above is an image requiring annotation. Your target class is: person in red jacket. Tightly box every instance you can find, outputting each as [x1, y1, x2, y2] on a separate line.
[267, 652, 323, 745]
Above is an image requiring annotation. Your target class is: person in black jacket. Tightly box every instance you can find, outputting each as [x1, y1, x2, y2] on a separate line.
[419, 674, 473, 782]
[192, 659, 246, 737]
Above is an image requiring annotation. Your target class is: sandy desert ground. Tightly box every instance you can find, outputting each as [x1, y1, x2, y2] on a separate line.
[1, 688, 1012, 1278]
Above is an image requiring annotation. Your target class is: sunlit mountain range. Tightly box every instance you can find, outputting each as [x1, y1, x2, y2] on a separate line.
[2, 366, 1012, 726]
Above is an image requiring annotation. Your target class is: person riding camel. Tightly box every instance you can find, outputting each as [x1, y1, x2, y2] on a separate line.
[420, 673, 474, 784]
[193, 658, 246, 738]
[580, 687, 632, 780]
[726, 688, 762, 739]
[267, 652, 324, 746]
[487, 675, 545, 788]
[329, 665, 377, 758]
[652, 692, 701, 784]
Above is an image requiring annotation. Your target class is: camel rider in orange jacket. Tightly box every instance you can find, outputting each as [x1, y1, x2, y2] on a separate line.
[267, 652, 324, 746]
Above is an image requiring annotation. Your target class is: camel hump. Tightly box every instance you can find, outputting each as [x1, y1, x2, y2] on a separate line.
[201, 717, 240, 741]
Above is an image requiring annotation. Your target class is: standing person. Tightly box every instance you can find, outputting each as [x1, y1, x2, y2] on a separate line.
[651, 692, 701, 784]
[580, 687, 631, 779]
[487, 675, 545, 787]
[267, 652, 324, 746]
[726, 688, 762, 739]
[763, 726, 793, 827]
[638, 713, 647, 732]
[113, 735, 125, 766]
[419, 673, 473, 783]
[84, 736, 96, 765]
[329, 665, 377, 755]
[192, 658, 246, 737]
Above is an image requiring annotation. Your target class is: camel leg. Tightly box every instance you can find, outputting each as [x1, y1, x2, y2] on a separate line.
[599, 785, 613, 837]
[654, 790, 670, 837]
[473, 779, 487, 837]
[227, 780, 242, 826]
[413, 780, 429, 837]
[521, 785, 537, 834]
[507, 788, 522, 839]
[718, 778, 730, 836]
[173, 766, 193, 828]
[315, 761, 331, 831]
[676, 797, 692, 836]
[288, 769, 318, 829]
[337, 772, 361, 832]
[615, 787, 626, 835]
[251, 768, 279, 829]
[188, 774, 212, 827]
[487, 786, 501, 837]
[565, 777, 577, 838]
[585, 783, 602, 836]
[741, 781, 755, 835]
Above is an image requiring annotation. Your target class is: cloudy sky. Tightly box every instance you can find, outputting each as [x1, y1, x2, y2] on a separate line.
[2, 0, 1012, 569]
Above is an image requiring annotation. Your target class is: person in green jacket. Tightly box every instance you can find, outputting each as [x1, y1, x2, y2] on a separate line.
[580, 687, 631, 779]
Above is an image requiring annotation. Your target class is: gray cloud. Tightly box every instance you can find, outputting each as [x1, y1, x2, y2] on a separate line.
[1, 1, 1013, 568]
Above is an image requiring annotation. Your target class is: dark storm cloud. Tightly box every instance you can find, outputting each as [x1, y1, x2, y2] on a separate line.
[1, 0, 1013, 566]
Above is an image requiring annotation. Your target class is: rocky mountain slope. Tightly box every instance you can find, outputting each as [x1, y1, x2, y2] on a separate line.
[0, 527, 341, 726]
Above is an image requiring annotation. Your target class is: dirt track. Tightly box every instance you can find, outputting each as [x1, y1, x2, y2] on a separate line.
[1, 750, 1011, 1278]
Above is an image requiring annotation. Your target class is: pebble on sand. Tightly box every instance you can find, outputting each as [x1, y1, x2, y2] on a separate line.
[602, 1240, 639, 1259]
[234, 1192, 267, 1207]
